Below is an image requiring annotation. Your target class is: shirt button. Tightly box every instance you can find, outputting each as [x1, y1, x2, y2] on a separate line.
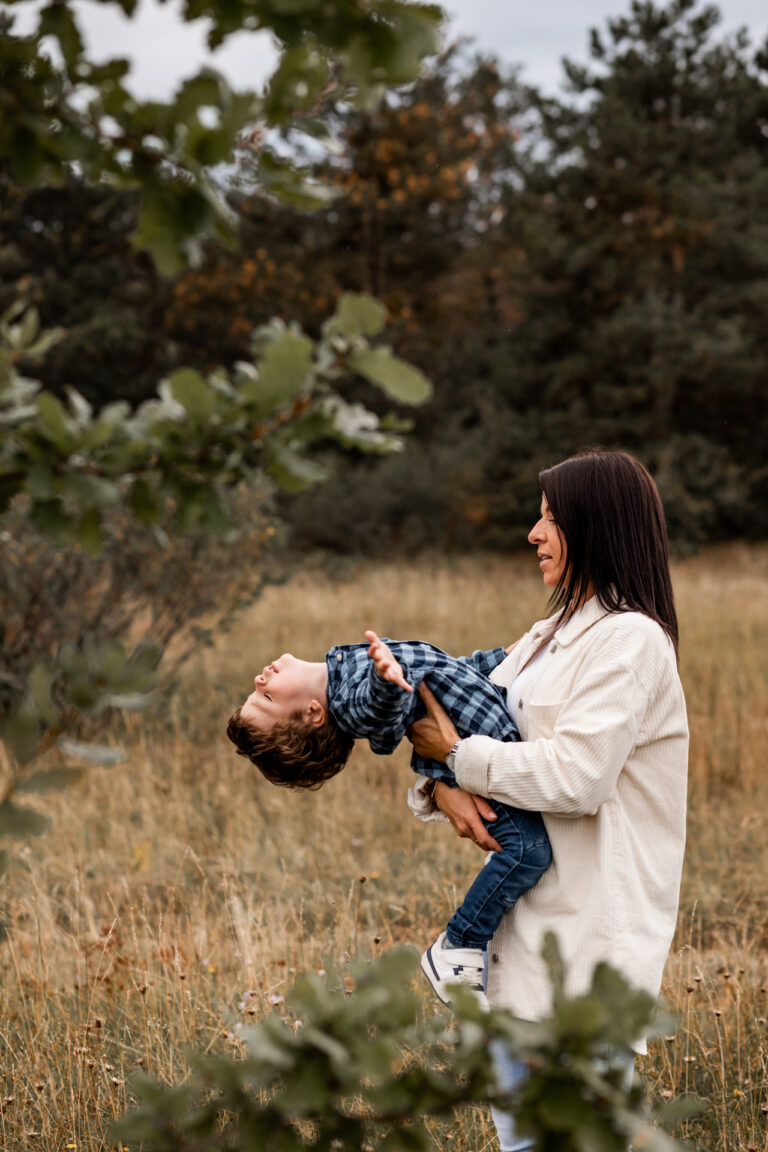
[336, 652, 343, 661]
[518, 699, 523, 710]
[491, 954, 500, 964]
[550, 643, 558, 653]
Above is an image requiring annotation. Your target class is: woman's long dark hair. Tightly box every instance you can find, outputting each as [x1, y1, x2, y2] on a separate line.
[540, 451, 679, 657]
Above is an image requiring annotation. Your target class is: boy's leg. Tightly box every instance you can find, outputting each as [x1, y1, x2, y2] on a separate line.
[445, 801, 551, 949]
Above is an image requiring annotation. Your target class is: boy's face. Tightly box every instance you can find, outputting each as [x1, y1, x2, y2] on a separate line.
[240, 654, 319, 730]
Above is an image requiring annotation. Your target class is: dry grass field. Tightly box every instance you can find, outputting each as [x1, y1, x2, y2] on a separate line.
[1, 545, 767, 1151]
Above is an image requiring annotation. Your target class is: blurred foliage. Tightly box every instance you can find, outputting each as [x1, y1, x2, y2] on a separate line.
[0, 291, 429, 871]
[0, 484, 274, 736]
[114, 935, 697, 1151]
[7, 2, 767, 551]
[0, 0, 439, 856]
[0, 294, 429, 548]
[0, 0, 442, 273]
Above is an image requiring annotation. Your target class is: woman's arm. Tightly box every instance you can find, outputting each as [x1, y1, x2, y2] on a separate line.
[433, 782, 503, 852]
[406, 685, 502, 851]
[410, 629, 665, 817]
[407, 682, 458, 760]
[457, 656, 649, 815]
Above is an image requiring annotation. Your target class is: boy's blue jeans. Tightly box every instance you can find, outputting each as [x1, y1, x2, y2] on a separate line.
[443, 792, 552, 949]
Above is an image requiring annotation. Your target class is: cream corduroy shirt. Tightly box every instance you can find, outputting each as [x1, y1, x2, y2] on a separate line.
[408, 597, 688, 1053]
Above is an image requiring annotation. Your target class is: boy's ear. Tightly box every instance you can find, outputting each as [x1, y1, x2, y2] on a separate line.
[306, 700, 326, 728]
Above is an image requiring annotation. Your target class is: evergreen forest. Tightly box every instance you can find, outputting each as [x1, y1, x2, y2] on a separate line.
[2, 0, 767, 552]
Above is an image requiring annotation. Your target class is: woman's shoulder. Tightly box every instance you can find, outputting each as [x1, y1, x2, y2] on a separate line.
[600, 607, 670, 642]
[589, 607, 679, 685]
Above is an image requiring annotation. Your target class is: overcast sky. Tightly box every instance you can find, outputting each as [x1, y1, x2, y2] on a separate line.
[14, 0, 768, 99]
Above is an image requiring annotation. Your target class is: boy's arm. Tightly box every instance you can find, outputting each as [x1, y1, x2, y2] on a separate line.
[461, 646, 509, 678]
[341, 633, 414, 753]
[365, 631, 413, 693]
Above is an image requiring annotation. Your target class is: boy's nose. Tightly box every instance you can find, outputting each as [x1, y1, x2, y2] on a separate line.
[254, 672, 267, 686]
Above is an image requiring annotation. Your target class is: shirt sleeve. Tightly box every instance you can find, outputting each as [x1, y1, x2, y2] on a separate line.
[460, 646, 509, 678]
[407, 775, 450, 823]
[454, 653, 650, 817]
[347, 659, 412, 753]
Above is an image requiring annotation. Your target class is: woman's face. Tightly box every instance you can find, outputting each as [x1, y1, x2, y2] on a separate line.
[528, 496, 567, 588]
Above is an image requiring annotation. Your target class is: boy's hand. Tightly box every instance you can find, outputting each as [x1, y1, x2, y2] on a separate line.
[365, 631, 413, 692]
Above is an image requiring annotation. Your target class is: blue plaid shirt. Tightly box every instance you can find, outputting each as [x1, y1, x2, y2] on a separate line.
[325, 640, 520, 782]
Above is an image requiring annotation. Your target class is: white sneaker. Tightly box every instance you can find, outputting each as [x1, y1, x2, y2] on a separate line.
[420, 932, 488, 1010]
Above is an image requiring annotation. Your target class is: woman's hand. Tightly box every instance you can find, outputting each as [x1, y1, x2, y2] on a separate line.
[407, 682, 459, 760]
[434, 782, 502, 853]
[407, 683, 502, 852]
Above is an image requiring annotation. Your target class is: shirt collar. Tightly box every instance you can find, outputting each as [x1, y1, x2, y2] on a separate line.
[528, 596, 613, 648]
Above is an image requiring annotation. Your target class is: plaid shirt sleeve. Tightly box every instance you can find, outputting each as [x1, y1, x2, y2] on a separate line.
[461, 646, 509, 678]
[343, 658, 412, 753]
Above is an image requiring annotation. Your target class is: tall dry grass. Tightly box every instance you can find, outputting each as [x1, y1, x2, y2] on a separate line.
[1, 546, 767, 1151]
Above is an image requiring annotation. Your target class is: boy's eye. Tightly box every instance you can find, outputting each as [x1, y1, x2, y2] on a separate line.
[264, 692, 272, 701]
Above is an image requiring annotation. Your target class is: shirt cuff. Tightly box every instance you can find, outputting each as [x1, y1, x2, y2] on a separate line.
[407, 776, 450, 823]
[453, 734, 501, 797]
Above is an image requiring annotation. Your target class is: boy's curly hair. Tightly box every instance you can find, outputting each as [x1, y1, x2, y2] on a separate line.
[226, 706, 354, 789]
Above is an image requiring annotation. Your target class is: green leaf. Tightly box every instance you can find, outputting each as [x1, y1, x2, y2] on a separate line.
[332, 293, 387, 339]
[169, 368, 215, 423]
[379, 1128, 432, 1151]
[129, 478, 163, 524]
[267, 440, 327, 493]
[542, 930, 566, 999]
[128, 644, 162, 678]
[11, 126, 45, 186]
[173, 69, 229, 120]
[67, 474, 121, 509]
[133, 198, 185, 277]
[37, 392, 73, 449]
[248, 329, 314, 416]
[38, 2, 85, 69]
[3, 712, 40, 766]
[0, 802, 51, 839]
[28, 662, 58, 725]
[347, 347, 432, 405]
[78, 507, 103, 555]
[18, 767, 85, 795]
[29, 499, 78, 544]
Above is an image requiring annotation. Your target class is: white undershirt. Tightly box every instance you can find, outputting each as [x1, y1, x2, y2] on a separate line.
[506, 641, 549, 729]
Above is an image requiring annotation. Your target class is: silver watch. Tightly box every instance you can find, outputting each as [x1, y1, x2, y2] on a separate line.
[445, 739, 461, 771]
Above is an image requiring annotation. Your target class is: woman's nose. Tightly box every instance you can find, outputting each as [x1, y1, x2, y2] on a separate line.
[528, 519, 543, 544]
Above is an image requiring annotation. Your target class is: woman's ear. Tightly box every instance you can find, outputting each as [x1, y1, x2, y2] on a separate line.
[306, 700, 326, 728]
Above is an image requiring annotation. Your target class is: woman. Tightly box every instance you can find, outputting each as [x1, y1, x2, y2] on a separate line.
[407, 450, 688, 1151]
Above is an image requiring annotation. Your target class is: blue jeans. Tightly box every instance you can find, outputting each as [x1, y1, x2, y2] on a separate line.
[445, 795, 552, 949]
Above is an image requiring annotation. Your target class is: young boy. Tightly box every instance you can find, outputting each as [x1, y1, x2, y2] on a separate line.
[227, 631, 552, 1008]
